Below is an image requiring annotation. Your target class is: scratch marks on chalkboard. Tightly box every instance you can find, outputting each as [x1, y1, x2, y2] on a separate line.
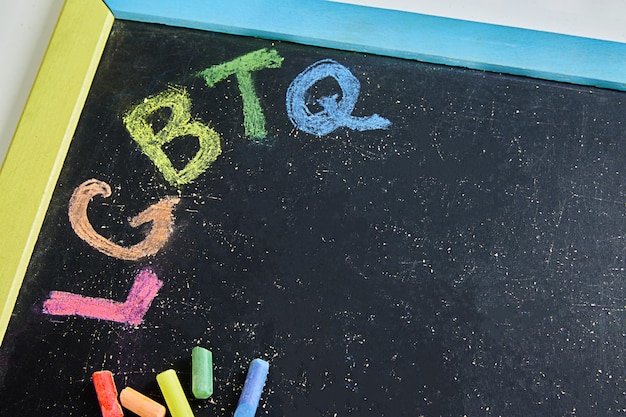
[42, 269, 163, 326]
[341, 133, 390, 162]
[429, 130, 446, 161]
[201, 220, 257, 259]
[571, 192, 626, 208]
[68, 179, 180, 261]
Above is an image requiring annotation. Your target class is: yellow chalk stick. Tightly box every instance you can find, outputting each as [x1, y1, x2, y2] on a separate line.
[120, 387, 166, 417]
[156, 369, 195, 417]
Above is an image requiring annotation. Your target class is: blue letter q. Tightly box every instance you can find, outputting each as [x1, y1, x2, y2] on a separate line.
[286, 59, 391, 137]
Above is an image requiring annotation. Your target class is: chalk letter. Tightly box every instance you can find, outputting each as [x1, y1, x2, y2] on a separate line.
[286, 59, 391, 136]
[68, 179, 179, 261]
[124, 86, 222, 187]
[197, 48, 283, 140]
[43, 269, 163, 326]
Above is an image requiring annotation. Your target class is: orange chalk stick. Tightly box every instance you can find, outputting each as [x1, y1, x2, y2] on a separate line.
[92, 371, 124, 417]
[120, 386, 167, 417]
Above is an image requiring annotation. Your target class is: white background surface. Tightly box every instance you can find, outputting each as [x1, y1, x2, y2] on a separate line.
[331, 0, 626, 42]
[1, 0, 625, 167]
[0, 0, 64, 165]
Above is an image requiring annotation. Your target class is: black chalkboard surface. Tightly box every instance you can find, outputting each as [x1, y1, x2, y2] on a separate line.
[2, 20, 626, 416]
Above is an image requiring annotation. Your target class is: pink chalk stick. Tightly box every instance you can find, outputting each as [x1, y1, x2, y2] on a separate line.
[43, 268, 163, 325]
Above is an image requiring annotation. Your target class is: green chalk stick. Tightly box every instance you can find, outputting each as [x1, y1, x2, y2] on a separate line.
[192, 346, 213, 399]
[156, 369, 194, 417]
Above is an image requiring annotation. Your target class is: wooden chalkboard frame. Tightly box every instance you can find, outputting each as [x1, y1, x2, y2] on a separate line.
[1, 0, 626, 343]
[105, 0, 626, 91]
[0, 0, 113, 342]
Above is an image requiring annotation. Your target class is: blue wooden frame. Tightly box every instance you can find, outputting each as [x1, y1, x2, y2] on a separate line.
[105, 0, 626, 91]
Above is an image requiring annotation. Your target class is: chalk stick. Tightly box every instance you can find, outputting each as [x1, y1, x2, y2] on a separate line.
[156, 369, 195, 417]
[120, 386, 167, 417]
[92, 370, 124, 417]
[191, 346, 213, 399]
[234, 359, 270, 417]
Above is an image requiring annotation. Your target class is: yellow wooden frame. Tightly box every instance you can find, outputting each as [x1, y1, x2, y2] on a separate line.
[0, 0, 114, 342]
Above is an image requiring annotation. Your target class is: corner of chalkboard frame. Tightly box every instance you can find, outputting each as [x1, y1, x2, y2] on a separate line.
[0, 0, 113, 343]
[1, 0, 626, 345]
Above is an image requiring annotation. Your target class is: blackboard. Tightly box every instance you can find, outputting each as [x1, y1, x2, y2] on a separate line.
[2, 19, 626, 417]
